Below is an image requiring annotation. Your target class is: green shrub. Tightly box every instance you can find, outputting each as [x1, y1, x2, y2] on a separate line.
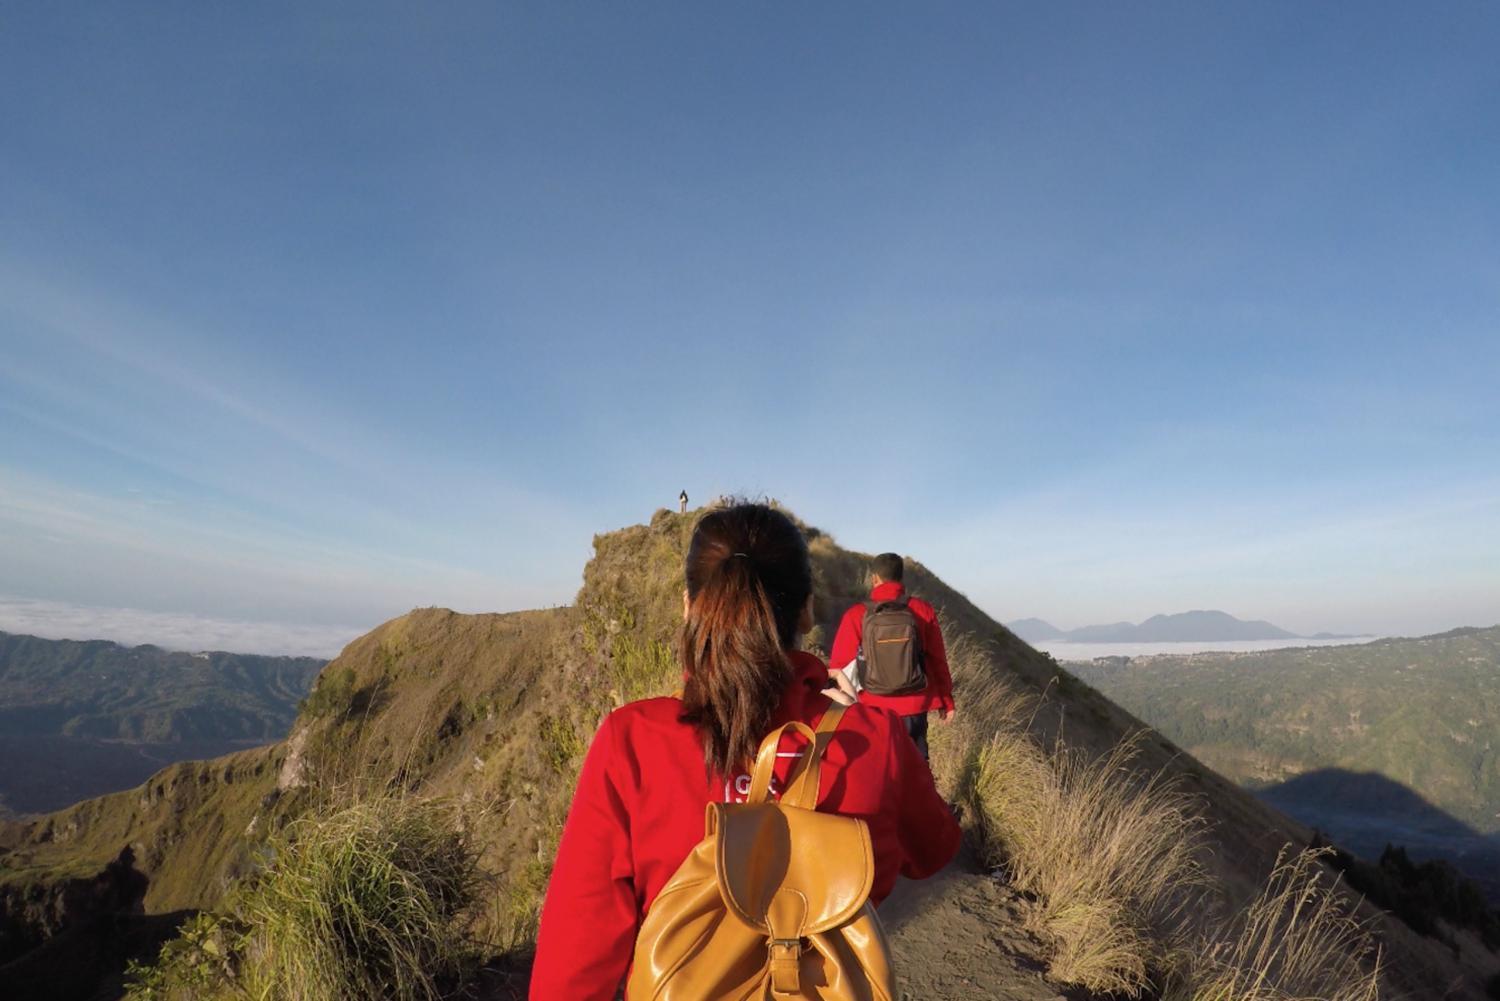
[125, 912, 238, 1001]
[538, 714, 585, 773]
[300, 666, 357, 719]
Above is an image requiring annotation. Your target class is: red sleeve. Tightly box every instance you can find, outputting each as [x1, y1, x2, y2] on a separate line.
[918, 602, 954, 712]
[829, 603, 863, 673]
[889, 716, 961, 878]
[530, 714, 638, 1001]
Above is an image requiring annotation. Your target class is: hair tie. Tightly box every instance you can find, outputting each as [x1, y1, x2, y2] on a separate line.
[731, 552, 749, 559]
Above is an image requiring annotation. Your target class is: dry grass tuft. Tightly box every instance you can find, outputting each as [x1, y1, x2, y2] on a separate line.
[927, 633, 1037, 801]
[1170, 847, 1382, 1001]
[945, 633, 1383, 1001]
[972, 725, 1207, 995]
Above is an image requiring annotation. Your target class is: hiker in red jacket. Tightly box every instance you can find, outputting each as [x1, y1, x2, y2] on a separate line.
[530, 504, 961, 1000]
[829, 552, 955, 761]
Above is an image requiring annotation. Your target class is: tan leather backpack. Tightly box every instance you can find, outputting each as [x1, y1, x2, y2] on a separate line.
[625, 704, 897, 1000]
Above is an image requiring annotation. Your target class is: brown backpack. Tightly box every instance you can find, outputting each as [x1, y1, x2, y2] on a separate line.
[625, 703, 897, 1000]
[858, 597, 927, 696]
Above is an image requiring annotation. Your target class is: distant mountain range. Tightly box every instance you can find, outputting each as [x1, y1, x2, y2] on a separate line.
[1008, 609, 1353, 644]
[0, 630, 324, 815]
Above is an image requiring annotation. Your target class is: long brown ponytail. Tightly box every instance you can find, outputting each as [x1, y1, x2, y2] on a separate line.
[678, 503, 812, 777]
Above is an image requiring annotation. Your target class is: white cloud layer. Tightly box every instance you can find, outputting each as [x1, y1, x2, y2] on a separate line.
[0, 595, 362, 658]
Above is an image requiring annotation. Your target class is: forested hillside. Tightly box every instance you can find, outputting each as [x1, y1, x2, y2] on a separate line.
[1071, 627, 1500, 898]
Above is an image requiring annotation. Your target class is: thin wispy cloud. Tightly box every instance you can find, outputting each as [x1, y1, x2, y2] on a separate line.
[0, 465, 554, 627]
[1, 4, 1496, 648]
[2, 265, 360, 467]
[1, 257, 594, 615]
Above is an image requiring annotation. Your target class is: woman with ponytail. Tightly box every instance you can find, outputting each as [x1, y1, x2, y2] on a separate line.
[530, 503, 960, 1000]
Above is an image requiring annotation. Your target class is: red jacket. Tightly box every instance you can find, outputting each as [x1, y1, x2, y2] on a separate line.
[829, 581, 955, 717]
[529, 650, 961, 1001]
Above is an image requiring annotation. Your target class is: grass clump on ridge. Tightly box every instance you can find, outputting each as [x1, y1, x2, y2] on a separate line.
[1167, 848, 1381, 1001]
[126, 796, 487, 1001]
[944, 631, 1384, 1000]
[971, 725, 1206, 995]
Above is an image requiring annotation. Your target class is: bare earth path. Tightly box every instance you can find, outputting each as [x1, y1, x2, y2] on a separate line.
[882, 847, 1076, 1001]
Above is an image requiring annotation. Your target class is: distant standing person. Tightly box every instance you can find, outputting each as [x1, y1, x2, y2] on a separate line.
[678, 489, 688, 513]
[829, 553, 955, 760]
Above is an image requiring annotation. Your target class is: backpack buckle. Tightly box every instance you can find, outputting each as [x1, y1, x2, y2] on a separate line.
[768, 937, 802, 994]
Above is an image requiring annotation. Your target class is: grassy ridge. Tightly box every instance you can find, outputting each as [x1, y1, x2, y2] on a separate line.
[4, 507, 1495, 999]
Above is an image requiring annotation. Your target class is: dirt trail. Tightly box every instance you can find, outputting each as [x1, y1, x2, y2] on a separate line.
[883, 847, 1073, 1001]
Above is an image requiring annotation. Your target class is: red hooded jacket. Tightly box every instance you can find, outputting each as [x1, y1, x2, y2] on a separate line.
[829, 581, 955, 717]
[529, 650, 961, 1000]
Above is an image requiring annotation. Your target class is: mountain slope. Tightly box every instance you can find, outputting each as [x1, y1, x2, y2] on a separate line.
[1, 509, 1492, 999]
[1005, 617, 1066, 641]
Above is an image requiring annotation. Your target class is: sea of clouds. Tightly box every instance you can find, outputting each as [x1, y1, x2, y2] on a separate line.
[0, 595, 362, 658]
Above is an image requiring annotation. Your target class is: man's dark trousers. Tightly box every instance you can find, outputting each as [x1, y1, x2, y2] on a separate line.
[903, 713, 929, 761]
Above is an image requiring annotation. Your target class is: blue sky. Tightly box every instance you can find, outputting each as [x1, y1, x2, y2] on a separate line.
[2, 3, 1497, 655]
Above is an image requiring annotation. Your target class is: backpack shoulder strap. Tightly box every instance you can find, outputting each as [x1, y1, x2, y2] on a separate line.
[746, 720, 816, 805]
[782, 702, 847, 810]
[867, 595, 911, 613]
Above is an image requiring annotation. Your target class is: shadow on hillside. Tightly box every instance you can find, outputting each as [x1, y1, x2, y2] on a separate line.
[1257, 768, 1500, 903]
[0, 735, 275, 816]
[0, 846, 193, 1001]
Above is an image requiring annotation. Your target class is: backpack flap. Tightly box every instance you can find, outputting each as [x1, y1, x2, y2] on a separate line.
[710, 802, 875, 938]
[715, 702, 874, 991]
